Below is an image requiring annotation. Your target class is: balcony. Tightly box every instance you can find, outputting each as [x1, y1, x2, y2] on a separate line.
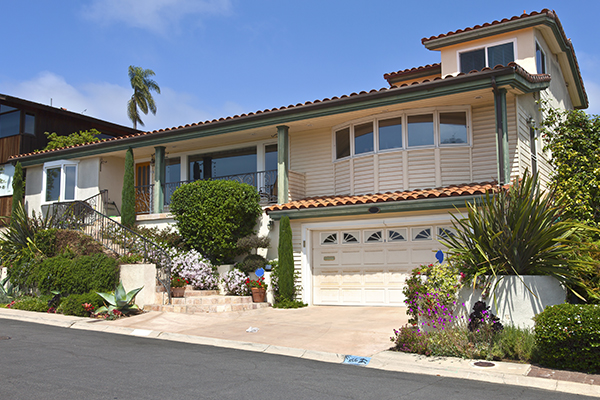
[134, 170, 277, 215]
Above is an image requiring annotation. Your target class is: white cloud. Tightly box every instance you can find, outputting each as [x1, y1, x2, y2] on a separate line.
[1, 71, 221, 132]
[81, 0, 232, 35]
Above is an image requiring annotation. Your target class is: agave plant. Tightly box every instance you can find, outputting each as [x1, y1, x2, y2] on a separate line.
[96, 281, 143, 315]
[442, 172, 590, 299]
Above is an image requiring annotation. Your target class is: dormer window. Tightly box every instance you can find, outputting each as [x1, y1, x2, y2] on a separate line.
[459, 42, 515, 73]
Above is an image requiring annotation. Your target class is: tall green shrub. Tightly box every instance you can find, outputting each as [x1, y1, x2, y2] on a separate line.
[278, 216, 294, 301]
[11, 162, 24, 218]
[121, 147, 135, 228]
[169, 179, 261, 264]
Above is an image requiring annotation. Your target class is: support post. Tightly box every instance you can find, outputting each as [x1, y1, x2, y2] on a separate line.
[153, 146, 165, 213]
[277, 125, 289, 204]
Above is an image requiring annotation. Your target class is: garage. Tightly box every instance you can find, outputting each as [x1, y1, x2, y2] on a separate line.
[312, 225, 453, 306]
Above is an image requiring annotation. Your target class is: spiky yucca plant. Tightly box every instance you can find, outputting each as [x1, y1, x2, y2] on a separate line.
[443, 173, 589, 299]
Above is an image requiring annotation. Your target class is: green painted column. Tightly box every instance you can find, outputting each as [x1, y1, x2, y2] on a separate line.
[277, 125, 289, 204]
[494, 88, 510, 184]
[154, 146, 165, 213]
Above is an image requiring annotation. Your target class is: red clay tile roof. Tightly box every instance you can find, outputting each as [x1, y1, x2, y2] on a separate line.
[10, 65, 550, 162]
[383, 63, 441, 82]
[422, 9, 556, 44]
[265, 182, 500, 213]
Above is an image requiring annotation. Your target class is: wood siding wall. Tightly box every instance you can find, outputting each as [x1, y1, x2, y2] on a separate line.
[288, 170, 306, 201]
[289, 105, 501, 199]
[0, 136, 21, 164]
[0, 196, 12, 223]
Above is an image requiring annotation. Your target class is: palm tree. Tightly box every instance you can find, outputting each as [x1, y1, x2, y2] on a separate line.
[127, 66, 161, 129]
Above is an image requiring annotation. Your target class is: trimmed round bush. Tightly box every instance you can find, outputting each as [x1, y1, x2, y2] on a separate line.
[169, 179, 261, 264]
[236, 254, 267, 274]
[534, 304, 600, 373]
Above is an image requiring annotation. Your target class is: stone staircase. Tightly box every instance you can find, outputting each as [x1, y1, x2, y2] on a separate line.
[143, 288, 270, 314]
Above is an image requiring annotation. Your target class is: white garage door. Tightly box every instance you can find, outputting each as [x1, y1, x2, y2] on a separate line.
[312, 225, 453, 306]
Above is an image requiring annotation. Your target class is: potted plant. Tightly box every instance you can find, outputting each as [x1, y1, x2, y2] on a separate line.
[171, 276, 188, 298]
[246, 277, 268, 302]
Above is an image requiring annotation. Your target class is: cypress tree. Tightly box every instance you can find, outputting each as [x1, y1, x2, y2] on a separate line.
[278, 215, 294, 301]
[121, 147, 135, 228]
[11, 162, 24, 217]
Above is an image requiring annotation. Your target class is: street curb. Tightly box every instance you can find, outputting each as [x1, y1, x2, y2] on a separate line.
[1, 308, 598, 398]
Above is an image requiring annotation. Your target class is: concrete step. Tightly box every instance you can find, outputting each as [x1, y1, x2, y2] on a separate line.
[146, 288, 270, 314]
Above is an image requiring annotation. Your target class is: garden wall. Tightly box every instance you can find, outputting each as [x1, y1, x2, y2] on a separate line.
[457, 275, 566, 328]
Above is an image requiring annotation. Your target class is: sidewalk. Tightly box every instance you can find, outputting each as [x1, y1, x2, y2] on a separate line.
[0, 307, 598, 398]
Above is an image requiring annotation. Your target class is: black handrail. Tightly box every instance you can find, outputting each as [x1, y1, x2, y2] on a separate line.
[50, 199, 172, 303]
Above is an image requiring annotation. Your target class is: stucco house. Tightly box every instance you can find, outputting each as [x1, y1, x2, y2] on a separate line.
[12, 9, 587, 306]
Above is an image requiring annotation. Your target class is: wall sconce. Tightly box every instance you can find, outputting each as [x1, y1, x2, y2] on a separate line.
[150, 154, 155, 167]
[99, 157, 107, 171]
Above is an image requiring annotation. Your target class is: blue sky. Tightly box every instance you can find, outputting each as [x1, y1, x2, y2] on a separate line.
[1, 1, 598, 132]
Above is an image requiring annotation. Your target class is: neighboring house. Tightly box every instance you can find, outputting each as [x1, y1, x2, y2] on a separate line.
[11, 10, 587, 306]
[0, 94, 139, 219]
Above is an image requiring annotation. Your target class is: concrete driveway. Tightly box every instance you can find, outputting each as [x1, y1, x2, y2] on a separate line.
[106, 306, 409, 357]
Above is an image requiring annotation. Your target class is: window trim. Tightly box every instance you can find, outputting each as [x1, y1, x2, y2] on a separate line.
[42, 160, 79, 204]
[332, 106, 471, 161]
[457, 39, 517, 73]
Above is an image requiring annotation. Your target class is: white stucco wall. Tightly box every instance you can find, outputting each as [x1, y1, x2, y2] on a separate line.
[98, 156, 125, 211]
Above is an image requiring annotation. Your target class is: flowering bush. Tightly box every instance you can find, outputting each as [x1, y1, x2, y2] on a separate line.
[403, 262, 461, 326]
[171, 249, 219, 290]
[246, 277, 268, 290]
[221, 269, 249, 296]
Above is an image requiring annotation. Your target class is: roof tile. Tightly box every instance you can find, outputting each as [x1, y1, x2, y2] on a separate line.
[265, 182, 501, 213]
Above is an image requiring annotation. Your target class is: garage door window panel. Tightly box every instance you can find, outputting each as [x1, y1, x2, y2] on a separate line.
[412, 227, 432, 241]
[342, 231, 360, 244]
[321, 232, 338, 245]
[388, 229, 407, 242]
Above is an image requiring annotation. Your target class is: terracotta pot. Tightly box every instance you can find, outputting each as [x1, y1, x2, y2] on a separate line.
[171, 287, 186, 298]
[251, 287, 266, 303]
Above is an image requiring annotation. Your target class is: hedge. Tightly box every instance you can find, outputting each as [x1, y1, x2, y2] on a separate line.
[534, 304, 600, 373]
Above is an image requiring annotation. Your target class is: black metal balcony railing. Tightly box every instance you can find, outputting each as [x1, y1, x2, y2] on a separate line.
[136, 170, 277, 215]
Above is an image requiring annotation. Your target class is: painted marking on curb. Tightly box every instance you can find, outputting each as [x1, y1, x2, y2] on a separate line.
[343, 355, 371, 366]
[131, 329, 152, 337]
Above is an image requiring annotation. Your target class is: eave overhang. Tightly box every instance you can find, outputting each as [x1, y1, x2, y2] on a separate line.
[266, 195, 482, 221]
[13, 66, 550, 167]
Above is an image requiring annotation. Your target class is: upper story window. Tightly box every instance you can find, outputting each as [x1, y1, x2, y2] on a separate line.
[536, 43, 546, 74]
[43, 160, 78, 203]
[459, 41, 514, 73]
[334, 108, 469, 160]
[0, 104, 20, 139]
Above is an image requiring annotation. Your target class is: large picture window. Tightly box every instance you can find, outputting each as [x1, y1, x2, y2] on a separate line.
[459, 41, 515, 73]
[43, 160, 78, 203]
[334, 108, 469, 160]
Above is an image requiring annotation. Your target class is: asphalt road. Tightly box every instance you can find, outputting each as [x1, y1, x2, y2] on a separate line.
[0, 320, 595, 400]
